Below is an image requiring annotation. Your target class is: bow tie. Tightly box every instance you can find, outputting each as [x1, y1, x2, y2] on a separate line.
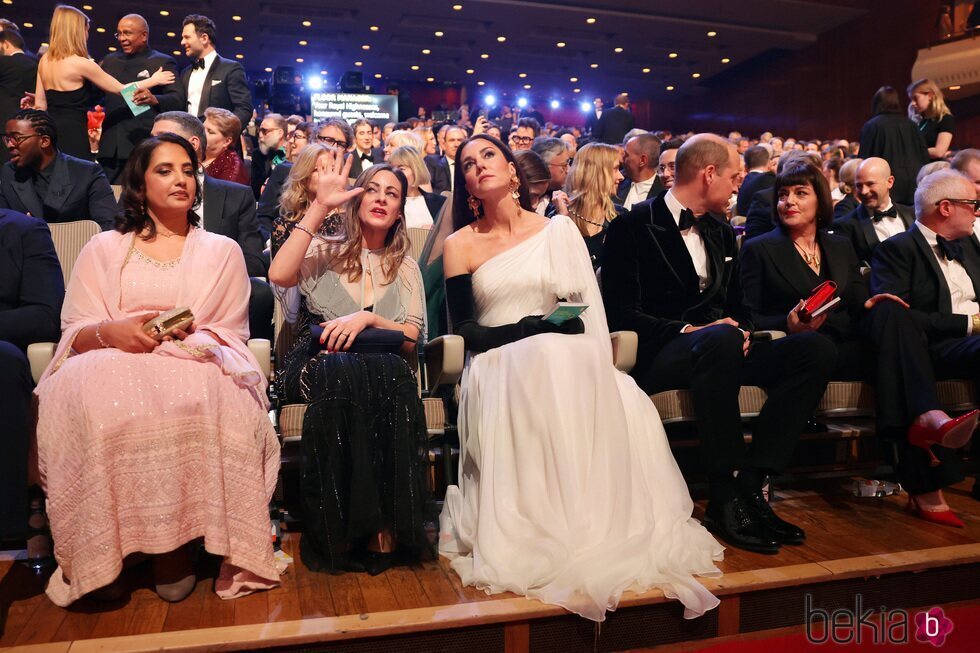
[678, 208, 706, 231]
[871, 206, 898, 222]
[936, 235, 964, 263]
[360, 152, 374, 162]
[192, 58, 206, 70]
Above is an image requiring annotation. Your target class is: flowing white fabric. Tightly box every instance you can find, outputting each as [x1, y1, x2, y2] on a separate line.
[439, 215, 724, 622]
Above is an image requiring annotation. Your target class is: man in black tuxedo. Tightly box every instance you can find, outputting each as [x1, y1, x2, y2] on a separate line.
[833, 157, 914, 265]
[735, 145, 774, 217]
[585, 98, 602, 136]
[425, 125, 465, 195]
[0, 110, 117, 230]
[744, 151, 820, 241]
[147, 15, 252, 135]
[0, 28, 36, 149]
[249, 112, 287, 200]
[595, 93, 634, 146]
[870, 169, 980, 510]
[349, 118, 384, 179]
[97, 15, 179, 183]
[601, 134, 834, 554]
[0, 210, 62, 543]
[151, 111, 272, 340]
[618, 133, 664, 209]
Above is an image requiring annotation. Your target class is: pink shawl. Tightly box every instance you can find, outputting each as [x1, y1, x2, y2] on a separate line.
[41, 228, 267, 397]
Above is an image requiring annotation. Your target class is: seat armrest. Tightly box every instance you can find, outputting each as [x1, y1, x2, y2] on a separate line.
[755, 330, 787, 340]
[248, 338, 272, 381]
[27, 342, 56, 384]
[424, 335, 464, 390]
[610, 331, 637, 373]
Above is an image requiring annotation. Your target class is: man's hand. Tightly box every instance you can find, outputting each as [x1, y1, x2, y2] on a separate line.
[132, 89, 159, 106]
[864, 293, 909, 310]
[681, 317, 740, 334]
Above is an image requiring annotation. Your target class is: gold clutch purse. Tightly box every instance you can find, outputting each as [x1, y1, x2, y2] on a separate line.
[142, 307, 194, 340]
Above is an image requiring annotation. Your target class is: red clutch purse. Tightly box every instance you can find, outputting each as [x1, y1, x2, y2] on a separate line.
[798, 280, 838, 323]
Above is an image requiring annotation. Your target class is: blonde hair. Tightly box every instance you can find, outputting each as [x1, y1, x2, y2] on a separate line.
[47, 5, 89, 61]
[387, 130, 424, 151]
[564, 142, 620, 237]
[907, 78, 952, 122]
[203, 107, 242, 141]
[388, 145, 431, 188]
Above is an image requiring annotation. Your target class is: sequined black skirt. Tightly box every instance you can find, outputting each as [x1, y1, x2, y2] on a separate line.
[278, 329, 430, 572]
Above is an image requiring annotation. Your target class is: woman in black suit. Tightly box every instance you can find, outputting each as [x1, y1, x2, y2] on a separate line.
[740, 163, 975, 528]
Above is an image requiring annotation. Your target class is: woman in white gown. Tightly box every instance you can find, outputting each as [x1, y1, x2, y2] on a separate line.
[438, 134, 724, 622]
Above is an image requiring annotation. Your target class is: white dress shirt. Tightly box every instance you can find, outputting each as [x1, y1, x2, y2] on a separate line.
[404, 195, 433, 228]
[623, 176, 655, 210]
[664, 189, 711, 291]
[187, 50, 218, 118]
[447, 159, 455, 191]
[916, 222, 979, 334]
[356, 147, 375, 170]
[871, 200, 906, 244]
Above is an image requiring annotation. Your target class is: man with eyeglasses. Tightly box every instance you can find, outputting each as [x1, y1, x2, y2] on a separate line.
[97, 14, 179, 183]
[249, 112, 287, 200]
[834, 157, 914, 266]
[511, 118, 539, 152]
[0, 109, 116, 230]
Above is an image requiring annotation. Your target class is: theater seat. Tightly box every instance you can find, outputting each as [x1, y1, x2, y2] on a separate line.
[406, 226, 432, 263]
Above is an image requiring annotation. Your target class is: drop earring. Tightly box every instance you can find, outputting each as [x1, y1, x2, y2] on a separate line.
[510, 177, 521, 205]
[468, 195, 482, 219]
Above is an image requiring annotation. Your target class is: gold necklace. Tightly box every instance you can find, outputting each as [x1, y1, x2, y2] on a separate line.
[793, 239, 820, 269]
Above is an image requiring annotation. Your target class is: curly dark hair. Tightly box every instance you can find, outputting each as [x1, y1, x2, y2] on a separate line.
[116, 133, 202, 239]
[451, 134, 534, 231]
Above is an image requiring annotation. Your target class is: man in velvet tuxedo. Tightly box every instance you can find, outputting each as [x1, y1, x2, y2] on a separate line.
[832, 157, 913, 265]
[600, 134, 835, 554]
[617, 133, 664, 210]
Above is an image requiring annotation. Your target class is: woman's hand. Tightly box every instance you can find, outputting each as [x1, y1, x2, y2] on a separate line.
[864, 293, 910, 310]
[148, 67, 176, 88]
[787, 300, 828, 334]
[551, 190, 570, 216]
[161, 323, 195, 343]
[100, 312, 162, 353]
[311, 148, 364, 214]
[19, 92, 35, 109]
[472, 115, 489, 135]
[318, 311, 376, 352]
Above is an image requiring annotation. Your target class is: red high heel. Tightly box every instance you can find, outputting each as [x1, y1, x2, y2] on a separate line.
[906, 495, 965, 528]
[907, 409, 979, 467]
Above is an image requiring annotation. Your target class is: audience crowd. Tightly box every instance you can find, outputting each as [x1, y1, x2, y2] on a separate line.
[3, 3, 980, 624]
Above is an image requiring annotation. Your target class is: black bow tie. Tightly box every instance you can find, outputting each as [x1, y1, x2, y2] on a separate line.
[678, 208, 706, 231]
[936, 235, 964, 263]
[360, 152, 373, 162]
[871, 206, 898, 222]
[192, 58, 206, 70]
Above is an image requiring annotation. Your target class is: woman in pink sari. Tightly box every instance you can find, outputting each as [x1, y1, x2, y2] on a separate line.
[34, 133, 281, 606]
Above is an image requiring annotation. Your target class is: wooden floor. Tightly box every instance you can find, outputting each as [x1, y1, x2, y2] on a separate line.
[3, 477, 980, 652]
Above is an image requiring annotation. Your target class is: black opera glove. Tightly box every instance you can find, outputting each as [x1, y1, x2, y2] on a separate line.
[445, 274, 584, 353]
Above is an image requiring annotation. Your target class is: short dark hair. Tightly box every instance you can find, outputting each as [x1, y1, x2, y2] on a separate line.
[659, 138, 683, 155]
[316, 117, 353, 149]
[744, 145, 770, 170]
[452, 134, 533, 231]
[516, 117, 541, 137]
[871, 86, 903, 115]
[154, 111, 206, 159]
[514, 149, 550, 185]
[772, 162, 834, 230]
[12, 108, 57, 148]
[182, 14, 217, 46]
[0, 27, 25, 50]
[117, 134, 202, 239]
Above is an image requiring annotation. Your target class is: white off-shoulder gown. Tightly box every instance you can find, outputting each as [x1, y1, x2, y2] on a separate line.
[439, 215, 725, 622]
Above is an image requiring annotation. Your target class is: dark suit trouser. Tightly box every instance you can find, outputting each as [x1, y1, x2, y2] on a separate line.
[0, 341, 31, 540]
[862, 301, 964, 494]
[639, 325, 836, 478]
[249, 278, 274, 342]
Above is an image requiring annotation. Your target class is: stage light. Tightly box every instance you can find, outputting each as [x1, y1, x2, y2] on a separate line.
[517, 97, 528, 108]
[721, 57, 731, 64]
[303, 21, 313, 27]
[96, 27, 105, 33]
[580, 101, 591, 112]
[484, 94, 496, 106]
[707, 30, 717, 37]
[550, 99, 560, 109]
[308, 76, 324, 90]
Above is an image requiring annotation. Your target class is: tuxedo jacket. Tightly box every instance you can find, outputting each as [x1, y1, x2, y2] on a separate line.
[99, 48, 180, 160]
[615, 176, 664, 206]
[201, 176, 267, 277]
[256, 162, 291, 241]
[833, 194, 858, 221]
[0, 153, 117, 230]
[832, 202, 914, 266]
[736, 170, 775, 218]
[0, 51, 36, 125]
[425, 154, 452, 195]
[595, 106, 633, 145]
[600, 193, 751, 374]
[739, 228, 868, 341]
[871, 226, 980, 342]
[0, 210, 63, 350]
[585, 110, 601, 135]
[170, 54, 253, 129]
[349, 147, 386, 179]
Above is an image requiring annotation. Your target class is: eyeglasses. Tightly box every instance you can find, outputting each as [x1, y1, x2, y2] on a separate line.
[287, 131, 308, 141]
[258, 126, 282, 136]
[317, 135, 348, 148]
[512, 136, 533, 146]
[549, 159, 570, 170]
[938, 198, 980, 212]
[1, 133, 39, 145]
[113, 30, 142, 39]
[657, 162, 676, 174]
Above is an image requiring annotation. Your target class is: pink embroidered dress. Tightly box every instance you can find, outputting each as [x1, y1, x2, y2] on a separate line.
[34, 228, 281, 606]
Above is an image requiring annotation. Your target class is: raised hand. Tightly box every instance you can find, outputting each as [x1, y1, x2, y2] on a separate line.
[311, 148, 365, 213]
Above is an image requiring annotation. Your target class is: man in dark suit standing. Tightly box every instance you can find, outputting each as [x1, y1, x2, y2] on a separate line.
[0, 28, 35, 126]
[151, 111, 272, 340]
[595, 93, 634, 146]
[0, 110, 117, 230]
[585, 97, 603, 137]
[833, 157, 914, 265]
[145, 15, 252, 136]
[98, 14, 179, 183]
[617, 133, 663, 209]
[735, 145, 775, 217]
[349, 118, 384, 179]
[425, 125, 465, 195]
[600, 134, 834, 554]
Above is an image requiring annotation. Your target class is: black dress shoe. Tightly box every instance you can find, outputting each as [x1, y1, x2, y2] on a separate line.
[361, 551, 394, 576]
[744, 490, 806, 544]
[703, 495, 781, 555]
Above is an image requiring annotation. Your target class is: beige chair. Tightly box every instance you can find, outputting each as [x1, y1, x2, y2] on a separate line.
[406, 226, 432, 263]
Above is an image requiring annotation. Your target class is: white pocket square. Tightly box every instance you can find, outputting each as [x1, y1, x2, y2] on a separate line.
[725, 256, 733, 262]
[211, 79, 222, 86]
[137, 69, 150, 79]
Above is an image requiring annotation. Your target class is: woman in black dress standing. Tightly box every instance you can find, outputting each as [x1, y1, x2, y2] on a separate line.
[908, 78, 955, 162]
[858, 86, 929, 206]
